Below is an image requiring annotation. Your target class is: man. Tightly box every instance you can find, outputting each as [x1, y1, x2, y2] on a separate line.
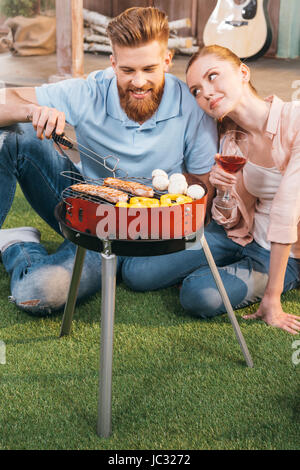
[0, 7, 217, 315]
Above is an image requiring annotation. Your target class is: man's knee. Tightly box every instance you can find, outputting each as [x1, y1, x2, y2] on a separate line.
[0, 124, 39, 169]
[2, 123, 48, 155]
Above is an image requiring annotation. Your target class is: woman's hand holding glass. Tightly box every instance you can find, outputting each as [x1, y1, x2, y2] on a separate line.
[209, 162, 237, 215]
[212, 130, 248, 210]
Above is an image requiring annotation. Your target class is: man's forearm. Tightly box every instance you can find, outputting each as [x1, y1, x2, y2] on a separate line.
[0, 88, 38, 127]
[0, 103, 34, 127]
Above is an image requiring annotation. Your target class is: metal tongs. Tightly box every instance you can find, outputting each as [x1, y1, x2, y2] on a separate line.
[51, 124, 155, 185]
[51, 124, 122, 176]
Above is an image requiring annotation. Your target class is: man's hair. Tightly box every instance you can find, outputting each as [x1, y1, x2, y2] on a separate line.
[107, 7, 169, 49]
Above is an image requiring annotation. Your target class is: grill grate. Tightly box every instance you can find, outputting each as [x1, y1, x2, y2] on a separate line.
[52, 130, 168, 207]
[61, 171, 167, 207]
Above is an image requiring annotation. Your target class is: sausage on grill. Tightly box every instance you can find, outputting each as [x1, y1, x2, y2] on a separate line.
[70, 183, 129, 204]
[104, 177, 154, 198]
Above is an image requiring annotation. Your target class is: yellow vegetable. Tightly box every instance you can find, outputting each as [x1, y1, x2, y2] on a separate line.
[116, 197, 160, 208]
[160, 194, 193, 206]
[130, 197, 160, 207]
[115, 202, 129, 208]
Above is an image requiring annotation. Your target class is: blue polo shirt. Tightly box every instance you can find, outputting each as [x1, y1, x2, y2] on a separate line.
[35, 68, 217, 180]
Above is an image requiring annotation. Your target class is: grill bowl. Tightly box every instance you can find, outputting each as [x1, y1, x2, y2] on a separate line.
[63, 190, 207, 241]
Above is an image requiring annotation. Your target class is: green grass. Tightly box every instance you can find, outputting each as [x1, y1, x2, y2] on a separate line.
[0, 186, 299, 450]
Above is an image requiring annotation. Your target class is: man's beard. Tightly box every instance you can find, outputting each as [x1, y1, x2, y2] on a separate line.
[118, 78, 165, 123]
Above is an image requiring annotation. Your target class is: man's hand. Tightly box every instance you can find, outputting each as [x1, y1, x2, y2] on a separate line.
[27, 104, 66, 140]
[243, 297, 300, 335]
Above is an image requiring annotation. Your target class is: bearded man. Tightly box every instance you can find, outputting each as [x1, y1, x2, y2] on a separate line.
[0, 7, 217, 315]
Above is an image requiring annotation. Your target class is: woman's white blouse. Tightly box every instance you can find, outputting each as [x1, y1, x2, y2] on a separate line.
[243, 160, 297, 258]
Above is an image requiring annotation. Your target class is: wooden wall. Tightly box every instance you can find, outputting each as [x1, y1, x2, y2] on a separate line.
[267, 0, 281, 56]
[84, 0, 281, 56]
[2, 0, 281, 55]
[83, 0, 150, 17]
[83, 0, 195, 23]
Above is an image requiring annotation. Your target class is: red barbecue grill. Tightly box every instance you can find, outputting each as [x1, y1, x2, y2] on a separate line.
[52, 130, 253, 439]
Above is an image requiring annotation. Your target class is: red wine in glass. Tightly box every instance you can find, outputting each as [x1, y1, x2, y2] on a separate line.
[215, 154, 247, 174]
[215, 130, 248, 210]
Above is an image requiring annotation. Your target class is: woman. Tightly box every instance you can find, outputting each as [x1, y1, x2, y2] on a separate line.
[181, 44, 300, 334]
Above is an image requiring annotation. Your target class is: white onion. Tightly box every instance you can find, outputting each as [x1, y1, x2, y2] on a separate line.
[168, 180, 188, 195]
[152, 169, 168, 179]
[169, 173, 187, 183]
[186, 184, 205, 200]
[152, 176, 169, 191]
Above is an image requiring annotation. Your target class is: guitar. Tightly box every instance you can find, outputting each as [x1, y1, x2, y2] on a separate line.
[203, 0, 272, 60]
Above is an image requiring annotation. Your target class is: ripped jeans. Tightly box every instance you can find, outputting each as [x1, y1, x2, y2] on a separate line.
[0, 123, 123, 315]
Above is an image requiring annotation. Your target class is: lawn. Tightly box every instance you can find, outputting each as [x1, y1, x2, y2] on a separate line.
[0, 186, 299, 450]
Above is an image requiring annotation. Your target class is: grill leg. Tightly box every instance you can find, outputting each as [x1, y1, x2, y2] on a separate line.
[97, 252, 117, 438]
[201, 234, 254, 368]
[59, 245, 86, 337]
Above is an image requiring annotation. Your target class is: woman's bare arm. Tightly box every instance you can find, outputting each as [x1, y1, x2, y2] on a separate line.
[243, 242, 300, 334]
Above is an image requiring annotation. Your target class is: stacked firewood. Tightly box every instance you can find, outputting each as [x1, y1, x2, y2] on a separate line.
[83, 8, 198, 55]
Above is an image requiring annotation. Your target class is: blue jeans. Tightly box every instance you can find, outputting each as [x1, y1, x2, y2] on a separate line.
[122, 220, 300, 318]
[1, 124, 299, 317]
[0, 124, 124, 315]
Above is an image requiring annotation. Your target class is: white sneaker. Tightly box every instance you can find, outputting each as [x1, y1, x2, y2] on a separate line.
[0, 227, 41, 253]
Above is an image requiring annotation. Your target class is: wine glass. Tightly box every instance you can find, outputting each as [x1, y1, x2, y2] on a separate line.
[214, 130, 248, 210]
